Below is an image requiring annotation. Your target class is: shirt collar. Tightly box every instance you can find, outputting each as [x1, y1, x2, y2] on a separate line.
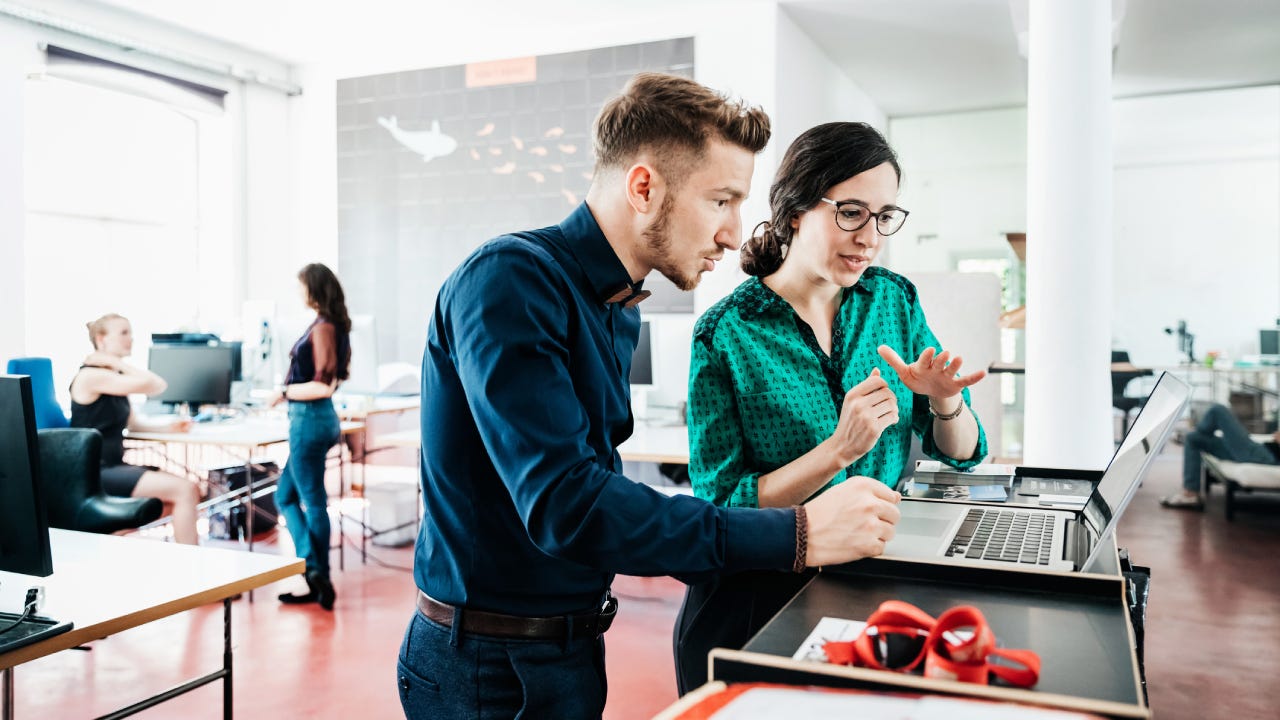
[739, 274, 873, 317]
[558, 202, 648, 306]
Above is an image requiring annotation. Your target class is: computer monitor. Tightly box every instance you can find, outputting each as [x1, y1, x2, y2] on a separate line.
[149, 345, 235, 408]
[0, 375, 54, 577]
[630, 320, 653, 388]
[152, 333, 242, 381]
[1261, 328, 1279, 356]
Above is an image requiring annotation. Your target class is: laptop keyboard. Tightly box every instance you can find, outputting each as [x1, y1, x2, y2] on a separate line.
[944, 508, 1056, 565]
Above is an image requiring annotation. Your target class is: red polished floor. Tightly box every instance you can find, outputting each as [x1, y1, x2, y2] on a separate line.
[8, 445, 1279, 719]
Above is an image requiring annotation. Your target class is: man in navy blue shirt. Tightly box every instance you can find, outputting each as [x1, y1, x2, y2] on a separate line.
[397, 72, 902, 719]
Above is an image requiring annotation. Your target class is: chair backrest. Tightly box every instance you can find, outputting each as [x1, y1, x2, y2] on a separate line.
[36, 427, 102, 529]
[1110, 350, 1140, 397]
[5, 357, 70, 429]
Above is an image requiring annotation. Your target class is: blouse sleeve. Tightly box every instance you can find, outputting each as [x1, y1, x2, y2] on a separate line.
[310, 322, 339, 385]
[687, 331, 765, 508]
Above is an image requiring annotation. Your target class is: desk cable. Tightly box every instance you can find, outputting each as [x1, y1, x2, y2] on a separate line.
[0, 587, 45, 635]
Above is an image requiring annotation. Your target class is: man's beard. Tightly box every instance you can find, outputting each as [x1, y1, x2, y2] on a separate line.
[642, 191, 700, 292]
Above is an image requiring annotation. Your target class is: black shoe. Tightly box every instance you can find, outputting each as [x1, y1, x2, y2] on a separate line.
[278, 589, 318, 604]
[308, 570, 336, 611]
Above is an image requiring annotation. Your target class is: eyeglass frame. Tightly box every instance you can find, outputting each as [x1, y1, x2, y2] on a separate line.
[819, 197, 911, 236]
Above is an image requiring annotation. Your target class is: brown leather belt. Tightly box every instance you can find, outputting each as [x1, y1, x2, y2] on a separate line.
[416, 591, 617, 641]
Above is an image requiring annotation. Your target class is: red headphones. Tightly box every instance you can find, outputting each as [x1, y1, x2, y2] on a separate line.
[822, 600, 1041, 688]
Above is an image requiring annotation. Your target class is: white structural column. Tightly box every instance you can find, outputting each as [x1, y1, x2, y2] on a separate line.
[1024, 0, 1114, 467]
[0, 24, 28, 361]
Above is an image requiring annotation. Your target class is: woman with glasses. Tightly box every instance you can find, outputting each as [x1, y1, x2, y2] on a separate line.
[674, 122, 988, 693]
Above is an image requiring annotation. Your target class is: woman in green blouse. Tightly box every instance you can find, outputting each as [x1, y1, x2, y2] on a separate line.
[674, 121, 988, 693]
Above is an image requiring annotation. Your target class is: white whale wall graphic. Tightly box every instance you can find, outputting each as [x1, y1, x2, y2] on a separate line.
[377, 116, 458, 163]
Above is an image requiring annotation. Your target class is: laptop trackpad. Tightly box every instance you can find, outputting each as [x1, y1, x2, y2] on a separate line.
[898, 516, 955, 538]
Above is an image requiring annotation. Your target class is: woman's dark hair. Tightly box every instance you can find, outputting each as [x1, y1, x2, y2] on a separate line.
[741, 122, 901, 277]
[298, 263, 352, 379]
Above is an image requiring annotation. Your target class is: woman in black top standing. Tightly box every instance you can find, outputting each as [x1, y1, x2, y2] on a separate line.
[270, 263, 351, 610]
[70, 313, 202, 544]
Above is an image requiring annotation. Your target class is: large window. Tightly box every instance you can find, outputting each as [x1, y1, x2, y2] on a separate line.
[23, 73, 231, 406]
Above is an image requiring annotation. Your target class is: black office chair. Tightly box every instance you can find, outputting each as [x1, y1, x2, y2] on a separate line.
[37, 428, 163, 534]
[1111, 351, 1152, 441]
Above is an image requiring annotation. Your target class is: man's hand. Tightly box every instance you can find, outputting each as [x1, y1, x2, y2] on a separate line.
[877, 345, 984, 402]
[803, 476, 901, 567]
[824, 369, 899, 467]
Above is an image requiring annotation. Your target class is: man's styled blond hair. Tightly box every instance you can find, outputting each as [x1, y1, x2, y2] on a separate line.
[592, 72, 771, 189]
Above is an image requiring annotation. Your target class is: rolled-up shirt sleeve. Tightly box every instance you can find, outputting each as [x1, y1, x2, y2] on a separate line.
[688, 329, 765, 508]
[443, 246, 795, 579]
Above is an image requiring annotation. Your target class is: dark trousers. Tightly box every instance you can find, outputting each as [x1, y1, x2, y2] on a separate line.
[397, 611, 607, 719]
[672, 570, 812, 696]
[1183, 404, 1277, 492]
[276, 399, 340, 575]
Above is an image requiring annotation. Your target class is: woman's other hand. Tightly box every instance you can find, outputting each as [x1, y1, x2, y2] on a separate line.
[824, 369, 899, 467]
[877, 345, 985, 402]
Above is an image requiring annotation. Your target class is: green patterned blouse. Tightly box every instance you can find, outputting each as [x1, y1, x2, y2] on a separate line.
[688, 268, 987, 508]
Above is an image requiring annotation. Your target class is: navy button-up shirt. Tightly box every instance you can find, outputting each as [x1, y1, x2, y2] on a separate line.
[414, 202, 797, 616]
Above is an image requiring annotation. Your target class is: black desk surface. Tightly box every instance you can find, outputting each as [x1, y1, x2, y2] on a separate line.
[728, 559, 1146, 716]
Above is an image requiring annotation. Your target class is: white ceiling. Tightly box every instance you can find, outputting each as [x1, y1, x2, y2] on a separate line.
[81, 0, 1280, 117]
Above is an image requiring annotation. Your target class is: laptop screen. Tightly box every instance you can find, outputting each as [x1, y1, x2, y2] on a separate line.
[1079, 372, 1190, 571]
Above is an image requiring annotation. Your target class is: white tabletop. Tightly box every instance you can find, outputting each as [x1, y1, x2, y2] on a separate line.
[0, 530, 302, 669]
[127, 419, 364, 448]
[618, 423, 690, 465]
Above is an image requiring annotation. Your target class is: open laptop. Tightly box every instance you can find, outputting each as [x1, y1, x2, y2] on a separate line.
[883, 371, 1189, 574]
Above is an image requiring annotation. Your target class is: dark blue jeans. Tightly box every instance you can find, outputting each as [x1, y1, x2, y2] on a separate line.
[1183, 403, 1277, 492]
[397, 611, 607, 719]
[277, 398, 340, 575]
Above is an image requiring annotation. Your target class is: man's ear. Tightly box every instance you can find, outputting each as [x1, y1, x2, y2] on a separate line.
[624, 162, 662, 215]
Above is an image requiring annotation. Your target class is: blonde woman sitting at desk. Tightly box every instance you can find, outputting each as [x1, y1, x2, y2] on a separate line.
[70, 313, 201, 545]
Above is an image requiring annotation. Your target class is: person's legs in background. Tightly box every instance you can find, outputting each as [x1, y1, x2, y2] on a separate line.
[1163, 403, 1276, 509]
[276, 400, 340, 607]
[274, 442, 316, 603]
[132, 470, 201, 544]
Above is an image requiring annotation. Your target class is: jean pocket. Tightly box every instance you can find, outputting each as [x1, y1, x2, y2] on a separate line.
[397, 659, 441, 709]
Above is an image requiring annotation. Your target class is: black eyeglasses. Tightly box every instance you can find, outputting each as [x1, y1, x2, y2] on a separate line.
[820, 198, 910, 236]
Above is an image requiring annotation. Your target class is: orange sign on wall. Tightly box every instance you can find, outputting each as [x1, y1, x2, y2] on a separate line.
[465, 56, 538, 88]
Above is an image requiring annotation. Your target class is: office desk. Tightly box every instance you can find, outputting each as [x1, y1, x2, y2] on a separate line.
[618, 423, 690, 465]
[126, 419, 364, 568]
[0, 530, 302, 719]
[334, 394, 419, 420]
[336, 395, 419, 466]
[988, 362, 1150, 375]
